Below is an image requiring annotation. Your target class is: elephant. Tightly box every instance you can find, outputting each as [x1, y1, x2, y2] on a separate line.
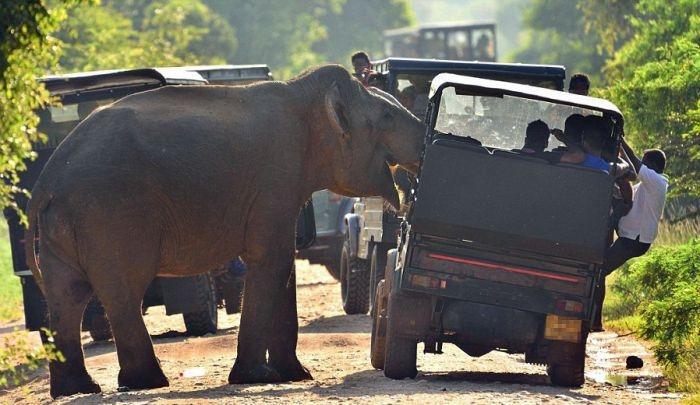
[24, 64, 425, 398]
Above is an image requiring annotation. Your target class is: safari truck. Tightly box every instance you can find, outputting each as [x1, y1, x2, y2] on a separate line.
[4, 66, 314, 340]
[340, 57, 566, 315]
[371, 74, 622, 387]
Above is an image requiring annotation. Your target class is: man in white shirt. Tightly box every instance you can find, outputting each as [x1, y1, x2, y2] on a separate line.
[592, 137, 668, 331]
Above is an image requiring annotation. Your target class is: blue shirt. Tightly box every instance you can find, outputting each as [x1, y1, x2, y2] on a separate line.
[581, 154, 610, 173]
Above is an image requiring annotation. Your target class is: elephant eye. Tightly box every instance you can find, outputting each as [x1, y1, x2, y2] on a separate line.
[383, 111, 393, 121]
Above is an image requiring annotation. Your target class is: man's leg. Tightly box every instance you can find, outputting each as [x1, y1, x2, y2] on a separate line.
[592, 237, 650, 331]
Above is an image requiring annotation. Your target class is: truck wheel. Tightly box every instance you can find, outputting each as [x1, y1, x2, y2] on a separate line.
[546, 338, 587, 387]
[183, 275, 218, 336]
[370, 280, 387, 369]
[369, 244, 389, 313]
[340, 239, 369, 315]
[383, 292, 417, 379]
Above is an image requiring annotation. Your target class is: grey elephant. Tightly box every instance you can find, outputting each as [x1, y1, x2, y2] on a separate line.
[25, 64, 424, 398]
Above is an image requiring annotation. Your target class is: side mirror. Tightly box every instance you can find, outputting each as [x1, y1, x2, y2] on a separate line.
[296, 199, 316, 249]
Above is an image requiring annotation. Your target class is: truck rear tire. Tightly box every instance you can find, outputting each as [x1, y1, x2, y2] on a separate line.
[370, 280, 387, 369]
[546, 338, 587, 387]
[383, 292, 417, 379]
[369, 244, 389, 313]
[183, 275, 218, 336]
[340, 239, 369, 315]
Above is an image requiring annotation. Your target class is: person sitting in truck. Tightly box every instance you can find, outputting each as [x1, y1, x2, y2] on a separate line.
[550, 113, 585, 152]
[519, 119, 550, 154]
[558, 115, 610, 173]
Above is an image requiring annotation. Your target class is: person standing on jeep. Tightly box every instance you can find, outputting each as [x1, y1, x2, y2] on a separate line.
[592, 138, 668, 331]
[351, 51, 375, 87]
[568, 73, 590, 96]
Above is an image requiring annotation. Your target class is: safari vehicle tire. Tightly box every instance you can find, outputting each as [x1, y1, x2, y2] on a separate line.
[369, 243, 389, 313]
[84, 298, 112, 342]
[340, 239, 370, 315]
[546, 338, 587, 387]
[383, 292, 418, 379]
[183, 275, 218, 336]
[370, 280, 388, 369]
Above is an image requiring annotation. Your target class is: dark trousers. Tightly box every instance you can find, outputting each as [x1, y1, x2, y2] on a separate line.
[592, 236, 651, 329]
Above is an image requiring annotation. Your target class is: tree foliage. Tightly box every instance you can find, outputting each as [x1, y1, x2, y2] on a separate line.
[603, 0, 700, 196]
[314, 0, 415, 64]
[57, 0, 236, 72]
[508, 0, 608, 81]
[0, 1, 68, 214]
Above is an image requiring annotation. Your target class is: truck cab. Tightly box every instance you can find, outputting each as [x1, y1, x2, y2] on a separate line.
[340, 58, 566, 315]
[371, 73, 624, 387]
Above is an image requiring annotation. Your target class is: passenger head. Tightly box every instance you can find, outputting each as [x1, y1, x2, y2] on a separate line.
[562, 114, 585, 145]
[582, 115, 606, 156]
[569, 73, 590, 96]
[523, 119, 550, 153]
[642, 149, 666, 174]
[351, 51, 371, 75]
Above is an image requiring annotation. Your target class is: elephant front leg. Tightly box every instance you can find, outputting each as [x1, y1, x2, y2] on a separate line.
[228, 255, 288, 384]
[268, 265, 312, 381]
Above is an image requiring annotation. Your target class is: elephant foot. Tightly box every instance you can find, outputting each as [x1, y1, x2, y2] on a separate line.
[228, 362, 282, 384]
[117, 365, 169, 391]
[270, 358, 313, 382]
[50, 369, 101, 399]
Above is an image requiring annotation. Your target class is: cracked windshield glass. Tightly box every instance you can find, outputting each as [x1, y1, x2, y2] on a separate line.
[435, 86, 601, 150]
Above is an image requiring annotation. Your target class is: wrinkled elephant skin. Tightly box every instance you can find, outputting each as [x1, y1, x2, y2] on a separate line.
[24, 65, 425, 398]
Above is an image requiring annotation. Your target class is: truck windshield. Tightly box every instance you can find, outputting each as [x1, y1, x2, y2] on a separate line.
[435, 86, 603, 151]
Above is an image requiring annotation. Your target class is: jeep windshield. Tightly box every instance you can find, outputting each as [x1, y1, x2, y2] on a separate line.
[435, 86, 603, 151]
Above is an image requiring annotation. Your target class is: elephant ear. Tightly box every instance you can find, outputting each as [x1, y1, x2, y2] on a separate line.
[324, 82, 351, 138]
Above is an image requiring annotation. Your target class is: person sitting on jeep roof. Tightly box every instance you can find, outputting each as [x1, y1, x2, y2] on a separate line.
[520, 119, 550, 154]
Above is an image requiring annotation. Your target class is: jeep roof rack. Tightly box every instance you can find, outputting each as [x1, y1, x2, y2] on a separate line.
[40, 68, 207, 96]
[430, 73, 621, 118]
[373, 58, 565, 80]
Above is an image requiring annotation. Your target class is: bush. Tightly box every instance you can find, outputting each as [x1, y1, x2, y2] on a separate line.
[611, 239, 700, 393]
[0, 329, 63, 389]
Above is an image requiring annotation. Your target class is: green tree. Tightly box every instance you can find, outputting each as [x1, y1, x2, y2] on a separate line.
[58, 0, 237, 73]
[205, 0, 341, 77]
[604, 0, 700, 196]
[0, 1, 68, 212]
[314, 0, 415, 64]
[508, 0, 607, 81]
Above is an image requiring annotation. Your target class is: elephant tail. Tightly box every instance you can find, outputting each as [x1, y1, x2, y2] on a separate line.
[24, 185, 51, 293]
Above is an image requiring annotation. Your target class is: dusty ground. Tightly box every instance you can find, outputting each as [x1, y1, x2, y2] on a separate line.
[0, 261, 684, 404]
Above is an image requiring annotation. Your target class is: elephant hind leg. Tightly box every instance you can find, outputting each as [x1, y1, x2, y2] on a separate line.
[90, 265, 168, 391]
[41, 246, 101, 399]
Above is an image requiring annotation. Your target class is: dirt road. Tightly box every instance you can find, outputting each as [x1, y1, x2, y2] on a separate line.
[0, 261, 683, 404]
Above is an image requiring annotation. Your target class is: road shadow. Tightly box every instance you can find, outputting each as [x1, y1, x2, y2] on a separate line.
[81, 326, 238, 359]
[299, 314, 370, 334]
[83, 369, 602, 403]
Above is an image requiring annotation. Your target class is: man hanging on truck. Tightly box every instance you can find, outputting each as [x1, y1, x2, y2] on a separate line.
[592, 138, 668, 330]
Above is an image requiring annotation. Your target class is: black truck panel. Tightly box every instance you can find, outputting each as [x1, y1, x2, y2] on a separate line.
[411, 141, 614, 264]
